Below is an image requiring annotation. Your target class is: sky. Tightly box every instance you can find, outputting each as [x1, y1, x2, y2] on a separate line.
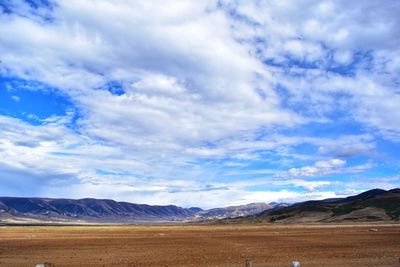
[0, 0, 399, 209]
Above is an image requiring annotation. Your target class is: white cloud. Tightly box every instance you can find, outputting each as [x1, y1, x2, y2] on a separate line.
[11, 95, 20, 102]
[283, 159, 345, 178]
[0, 114, 363, 207]
[314, 159, 345, 169]
[279, 158, 376, 179]
[333, 50, 353, 65]
[0, 0, 399, 206]
[283, 39, 325, 62]
[0, 0, 303, 149]
[229, 190, 339, 207]
[222, 0, 400, 139]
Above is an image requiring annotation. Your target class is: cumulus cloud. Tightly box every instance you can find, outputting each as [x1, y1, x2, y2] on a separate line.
[0, 0, 399, 207]
[222, 0, 400, 139]
[283, 159, 346, 178]
[279, 158, 377, 180]
[0, 0, 303, 148]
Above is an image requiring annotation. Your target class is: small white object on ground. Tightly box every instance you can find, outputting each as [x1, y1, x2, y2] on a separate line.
[292, 260, 301, 267]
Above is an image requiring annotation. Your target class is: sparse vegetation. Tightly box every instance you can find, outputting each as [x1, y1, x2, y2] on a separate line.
[0, 224, 399, 266]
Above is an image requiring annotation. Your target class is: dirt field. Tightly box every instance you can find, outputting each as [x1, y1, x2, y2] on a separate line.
[0, 224, 399, 267]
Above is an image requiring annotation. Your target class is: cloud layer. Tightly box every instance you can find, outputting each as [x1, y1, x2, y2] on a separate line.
[0, 0, 399, 207]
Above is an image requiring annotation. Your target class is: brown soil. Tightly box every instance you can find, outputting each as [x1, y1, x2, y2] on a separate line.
[0, 224, 399, 267]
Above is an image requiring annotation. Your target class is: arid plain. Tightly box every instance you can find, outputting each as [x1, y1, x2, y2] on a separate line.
[0, 224, 399, 267]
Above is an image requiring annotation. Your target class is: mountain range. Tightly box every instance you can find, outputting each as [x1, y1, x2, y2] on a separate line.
[192, 202, 288, 220]
[1, 188, 399, 225]
[0, 197, 201, 224]
[221, 188, 400, 224]
[0, 197, 279, 224]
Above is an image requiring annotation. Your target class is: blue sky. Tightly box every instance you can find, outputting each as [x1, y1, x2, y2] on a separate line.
[0, 0, 399, 208]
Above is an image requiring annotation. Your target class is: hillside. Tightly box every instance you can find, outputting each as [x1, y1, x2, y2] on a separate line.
[235, 188, 400, 224]
[2, 188, 398, 225]
[0, 197, 201, 224]
[0, 197, 278, 225]
[192, 202, 287, 220]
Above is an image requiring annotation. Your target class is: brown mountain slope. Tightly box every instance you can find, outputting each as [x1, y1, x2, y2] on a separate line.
[220, 188, 400, 224]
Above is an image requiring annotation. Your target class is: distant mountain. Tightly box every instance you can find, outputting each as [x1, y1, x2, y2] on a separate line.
[4, 189, 396, 225]
[0, 197, 286, 225]
[222, 188, 400, 224]
[192, 202, 288, 220]
[0, 197, 202, 224]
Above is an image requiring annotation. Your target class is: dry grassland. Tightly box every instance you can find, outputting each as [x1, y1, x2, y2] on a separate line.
[0, 224, 399, 266]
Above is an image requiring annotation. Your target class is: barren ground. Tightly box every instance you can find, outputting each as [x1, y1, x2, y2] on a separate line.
[0, 224, 399, 267]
